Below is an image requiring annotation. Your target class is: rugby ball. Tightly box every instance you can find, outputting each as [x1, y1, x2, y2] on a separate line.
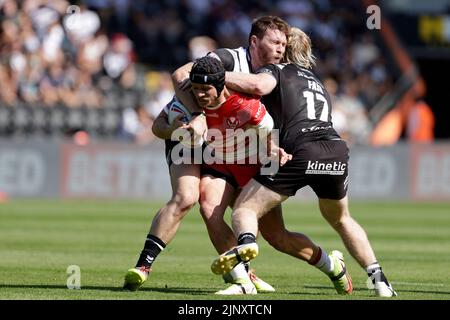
[167, 99, 192, 124]
[167, 99, 204, 147]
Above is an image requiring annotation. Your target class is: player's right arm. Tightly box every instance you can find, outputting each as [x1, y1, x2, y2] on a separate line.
[151, 108, 187, 140]
[225, 71, 276, 96]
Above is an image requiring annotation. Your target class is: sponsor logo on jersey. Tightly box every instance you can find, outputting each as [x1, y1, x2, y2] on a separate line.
[226, 116, 240, 129]
[297, 70, 316, 81]
[301, 125, 332, 132]
[305, 160, 346, 175]
[254, 102, 264, 120]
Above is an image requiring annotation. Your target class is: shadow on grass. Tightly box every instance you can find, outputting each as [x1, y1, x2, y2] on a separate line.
[0, 284, 216, 295]
[0, 284, 339, 297]
[17, 281, 450, 297]
[304, 285, 450, 296]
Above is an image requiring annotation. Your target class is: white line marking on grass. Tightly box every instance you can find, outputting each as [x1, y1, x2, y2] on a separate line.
[306, 281, 449, 289]
[391, 281, 446, 287]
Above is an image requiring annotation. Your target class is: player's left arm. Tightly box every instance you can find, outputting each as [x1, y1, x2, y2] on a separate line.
[245, 95, 291, 166]
[244, 99, 274, 157]
[249, 112, 291, 166]
[252, 111, 274, 139]
[172, 62, 193, 91]
[152, 108, 188, 140]
[171, 62, 202, 113]
[225, 72, 276, 96]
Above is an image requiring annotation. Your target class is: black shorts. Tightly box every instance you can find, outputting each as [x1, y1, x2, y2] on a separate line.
[254, 139, 349, 199]
[165, 140, 180, 168]
[200, 165, 239, 189]
[165, 140, 204, 168]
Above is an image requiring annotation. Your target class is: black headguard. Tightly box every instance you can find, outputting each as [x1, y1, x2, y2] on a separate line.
[189, 56, 226, 96]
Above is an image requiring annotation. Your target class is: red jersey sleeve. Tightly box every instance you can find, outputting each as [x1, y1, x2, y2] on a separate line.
[231, 93, 267, 127]
[247, 98, 267, 126]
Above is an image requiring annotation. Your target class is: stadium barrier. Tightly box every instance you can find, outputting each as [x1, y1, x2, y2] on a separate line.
[0, 140, 449, 201]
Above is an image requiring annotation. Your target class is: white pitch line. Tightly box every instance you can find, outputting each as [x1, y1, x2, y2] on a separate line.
[306, 281, 449, 288]
[391, 281, 446, 287]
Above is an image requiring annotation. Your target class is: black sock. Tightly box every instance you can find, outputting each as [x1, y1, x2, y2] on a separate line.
[135, 234, 166, 268]
[237, 233, 256, 245]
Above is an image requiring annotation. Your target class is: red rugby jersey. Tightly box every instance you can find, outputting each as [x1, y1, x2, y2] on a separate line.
[204, 92, 268, 163]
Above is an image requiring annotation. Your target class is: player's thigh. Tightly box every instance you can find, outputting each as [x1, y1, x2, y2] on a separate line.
[234, 179, 287, 217]
[169, 163, 201, 202]
[199, 175, 235, 219]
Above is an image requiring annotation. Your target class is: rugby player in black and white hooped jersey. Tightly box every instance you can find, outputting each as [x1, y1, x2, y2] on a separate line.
[212, 27, 397, 297]
[122, 16, 289, 293]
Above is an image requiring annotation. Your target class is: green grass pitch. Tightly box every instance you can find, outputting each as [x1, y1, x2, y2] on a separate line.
[1, 199, 449, 300]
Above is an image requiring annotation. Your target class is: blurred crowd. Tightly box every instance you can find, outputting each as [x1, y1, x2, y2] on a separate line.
[0, 0, 400, 145]
[0, 0, 139, 108]
[108, 0, 397, 145]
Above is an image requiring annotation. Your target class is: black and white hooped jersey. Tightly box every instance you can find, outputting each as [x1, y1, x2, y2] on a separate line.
[257, 63, 340, 150]
[209, 47, 253, 73]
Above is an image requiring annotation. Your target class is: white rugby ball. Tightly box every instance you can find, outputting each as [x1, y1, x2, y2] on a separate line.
[167, 99, 204, 148]
[167, 99, 192, 124]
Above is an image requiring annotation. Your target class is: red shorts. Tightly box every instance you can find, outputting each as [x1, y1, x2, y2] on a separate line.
[202, 163, 261, 188]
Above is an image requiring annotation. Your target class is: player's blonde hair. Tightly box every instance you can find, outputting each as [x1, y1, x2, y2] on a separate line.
[282, 27, 316, 69]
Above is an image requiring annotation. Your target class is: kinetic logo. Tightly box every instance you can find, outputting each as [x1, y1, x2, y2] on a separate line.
[305, 161, 346, 175]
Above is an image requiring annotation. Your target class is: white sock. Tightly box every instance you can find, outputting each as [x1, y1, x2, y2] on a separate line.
[366, 262, 381, 274]
[366, 262, 383, 282]
[229, 262, 251, 282]
[314, 248, 334, 275]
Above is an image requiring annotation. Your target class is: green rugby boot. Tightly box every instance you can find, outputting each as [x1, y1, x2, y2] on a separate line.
[123, 266, 150, 291]
[328, 250, 353, 295]
[211, 243, 259, 275]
